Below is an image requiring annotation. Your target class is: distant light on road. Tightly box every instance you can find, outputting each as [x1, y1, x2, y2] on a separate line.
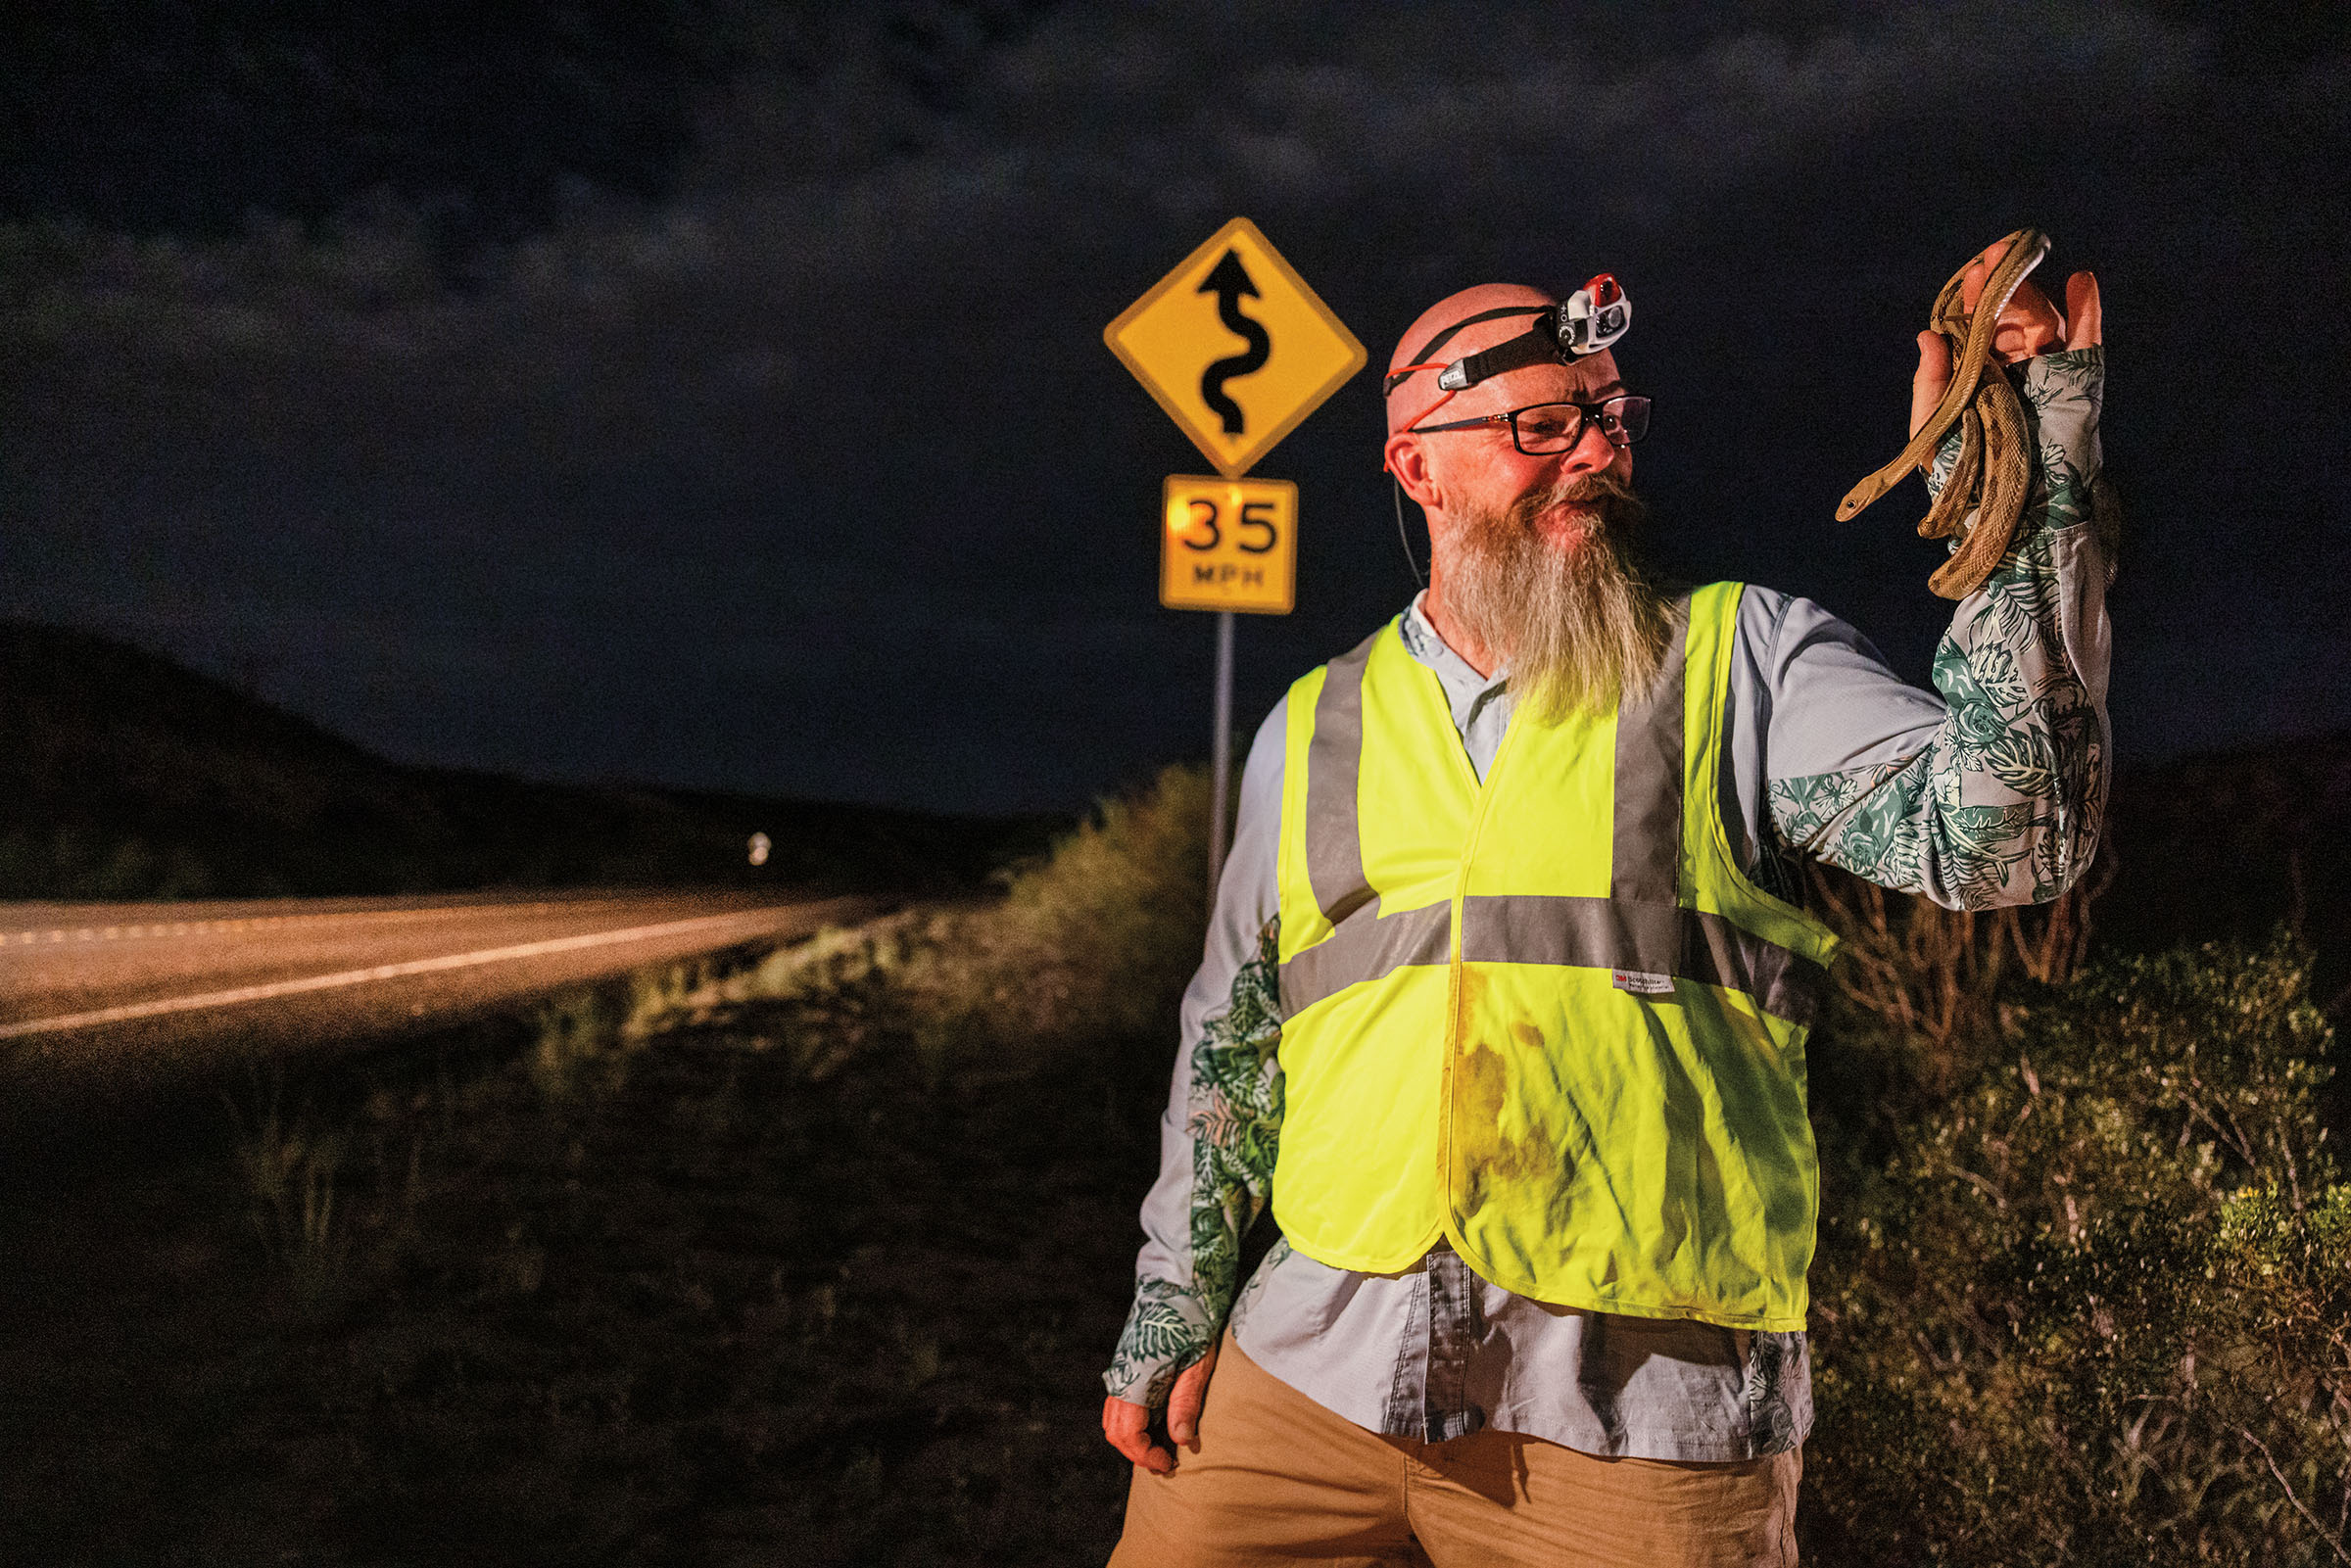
[747, 832, 771, 867]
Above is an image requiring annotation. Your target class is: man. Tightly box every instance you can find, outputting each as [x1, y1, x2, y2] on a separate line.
[1102, 245, 2109, 1566]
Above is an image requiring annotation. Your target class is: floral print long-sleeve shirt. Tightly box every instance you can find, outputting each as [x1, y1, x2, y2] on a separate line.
[1106, 349, 2110, 1460]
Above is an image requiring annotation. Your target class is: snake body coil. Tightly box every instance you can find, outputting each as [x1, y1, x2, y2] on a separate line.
[1838, 228, 2050, 600]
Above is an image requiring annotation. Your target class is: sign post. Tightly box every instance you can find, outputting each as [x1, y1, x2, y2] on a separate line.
[1157, 473, 1299, 888]
[1105, 217, 1365, 895]
[1211, 608, 1234, 884]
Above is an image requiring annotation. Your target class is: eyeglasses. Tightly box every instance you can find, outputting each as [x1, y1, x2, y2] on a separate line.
[1410, 395, 1652, 455]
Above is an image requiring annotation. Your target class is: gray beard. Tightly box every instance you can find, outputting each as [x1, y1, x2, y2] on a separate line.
[1443, 473, 1670, 723]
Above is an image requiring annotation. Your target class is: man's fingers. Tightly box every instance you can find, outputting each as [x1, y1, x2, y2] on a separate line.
[1909, 330, 1952, 438]
[1991, 276, 2067, 362]
[2065, 270, 2101, 349]
[1102, 1396, 1175, 1475]
[1957, 240, 2006, 315]
[1957, 239, 2074, 361]
[1165, 1347, 1219, 1447]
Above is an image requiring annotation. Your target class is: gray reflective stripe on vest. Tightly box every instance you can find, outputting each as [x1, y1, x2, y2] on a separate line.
[1278, 595, 1825, 1025]
[1277, 900, 1450, 1018]
[1461, 896, 1821, 1025]
[1280, 896, 1822, 1025]
[1610, 600, 1690, 910]
[1303, 626, 1383, 929]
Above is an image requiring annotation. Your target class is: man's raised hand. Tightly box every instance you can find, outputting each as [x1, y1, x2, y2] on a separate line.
[1101, 1342, 1219, 1474]
[1909, 238, 2103, 439]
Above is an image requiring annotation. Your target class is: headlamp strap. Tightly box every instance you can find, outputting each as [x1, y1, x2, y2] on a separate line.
[1381, 273, 1631, 397]
[1436, 329, 1561, 392]
[1381, 305, 1547, 394]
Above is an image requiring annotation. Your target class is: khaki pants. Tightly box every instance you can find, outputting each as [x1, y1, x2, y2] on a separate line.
[1111, 1333, 1799, 1567]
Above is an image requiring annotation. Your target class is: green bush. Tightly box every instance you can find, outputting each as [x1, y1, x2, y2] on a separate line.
[1806, 934, 2350, 1565]
[596, 763, 1217, 1069]
[978, 761, 1214, 1043]
[734, 763, 1214, 1059]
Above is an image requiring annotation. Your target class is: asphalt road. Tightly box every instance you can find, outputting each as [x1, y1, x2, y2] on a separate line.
[0, 889, 880, 1108]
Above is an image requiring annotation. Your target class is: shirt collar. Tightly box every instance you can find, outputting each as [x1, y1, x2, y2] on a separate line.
[1402, 592, 1512, 731]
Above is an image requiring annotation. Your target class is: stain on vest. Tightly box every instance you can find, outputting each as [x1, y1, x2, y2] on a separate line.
[1453, 1033, 1567, 1218]
[1449, 966, 1573, 1228]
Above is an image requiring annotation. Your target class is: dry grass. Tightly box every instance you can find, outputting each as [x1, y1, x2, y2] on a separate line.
[1802, 855, 2109, 1089]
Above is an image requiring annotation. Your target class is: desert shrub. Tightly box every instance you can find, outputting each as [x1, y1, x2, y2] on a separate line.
[967, 761, 1214, 1043]
[0, 826, 218, 899]
[221, 1073, 354, 1308]
[731, 764, 1211, 1056]
[528, 987, 625, 1101]
[1805, 933, 2350, 1565]
[1801, 861, 2105, 1153]
[591, 763, 1216, 1069]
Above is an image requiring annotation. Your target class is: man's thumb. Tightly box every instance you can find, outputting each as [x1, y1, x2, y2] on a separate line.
[1165, 1348, 1218, 1445]
[1909, 329, 1951, 439]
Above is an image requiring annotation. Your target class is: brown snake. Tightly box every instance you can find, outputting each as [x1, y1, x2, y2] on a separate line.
[1837, 228, 2051, 600]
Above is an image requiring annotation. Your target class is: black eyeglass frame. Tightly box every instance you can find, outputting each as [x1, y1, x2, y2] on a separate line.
[1410, 395, 1652, 455]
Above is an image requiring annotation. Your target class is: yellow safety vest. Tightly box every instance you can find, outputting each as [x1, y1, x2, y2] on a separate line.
[1272, 582, 1838, 1331]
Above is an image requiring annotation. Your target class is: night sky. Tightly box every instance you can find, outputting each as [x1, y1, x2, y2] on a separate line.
[4, 2, 2346, 815]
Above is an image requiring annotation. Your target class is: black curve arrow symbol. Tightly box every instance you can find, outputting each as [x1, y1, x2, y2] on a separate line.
[1196, 250, 1271, 436]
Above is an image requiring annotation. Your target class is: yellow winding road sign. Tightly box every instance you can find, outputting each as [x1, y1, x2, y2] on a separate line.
[1106, 217, 1366, 478]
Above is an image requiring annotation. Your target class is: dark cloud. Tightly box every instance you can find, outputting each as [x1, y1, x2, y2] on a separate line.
[2, 2, 2345, 812]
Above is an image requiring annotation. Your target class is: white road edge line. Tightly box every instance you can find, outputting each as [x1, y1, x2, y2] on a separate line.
[0, 897, 638, 946]
[0, 909, 815, 1040]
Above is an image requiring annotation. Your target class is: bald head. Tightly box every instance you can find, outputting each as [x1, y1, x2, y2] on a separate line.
[1384, 283, 1559, 437]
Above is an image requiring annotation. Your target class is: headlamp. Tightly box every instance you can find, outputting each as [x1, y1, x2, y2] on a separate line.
[1382, 273, 1631, 402]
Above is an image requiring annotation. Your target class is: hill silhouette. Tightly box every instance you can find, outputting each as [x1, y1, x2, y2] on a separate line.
[0, 619, 2340, 995]
[0, 622, 1048, 900]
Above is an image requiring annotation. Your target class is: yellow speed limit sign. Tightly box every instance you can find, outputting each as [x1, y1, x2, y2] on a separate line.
[1160, 475, 1296, 615]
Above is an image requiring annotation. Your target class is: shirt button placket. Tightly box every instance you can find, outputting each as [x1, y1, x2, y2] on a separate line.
[1422, 1245, 1484, 1442]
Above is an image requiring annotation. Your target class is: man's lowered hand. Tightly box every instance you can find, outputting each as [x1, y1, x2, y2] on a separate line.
[1101, 1343, 1219, 1475]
